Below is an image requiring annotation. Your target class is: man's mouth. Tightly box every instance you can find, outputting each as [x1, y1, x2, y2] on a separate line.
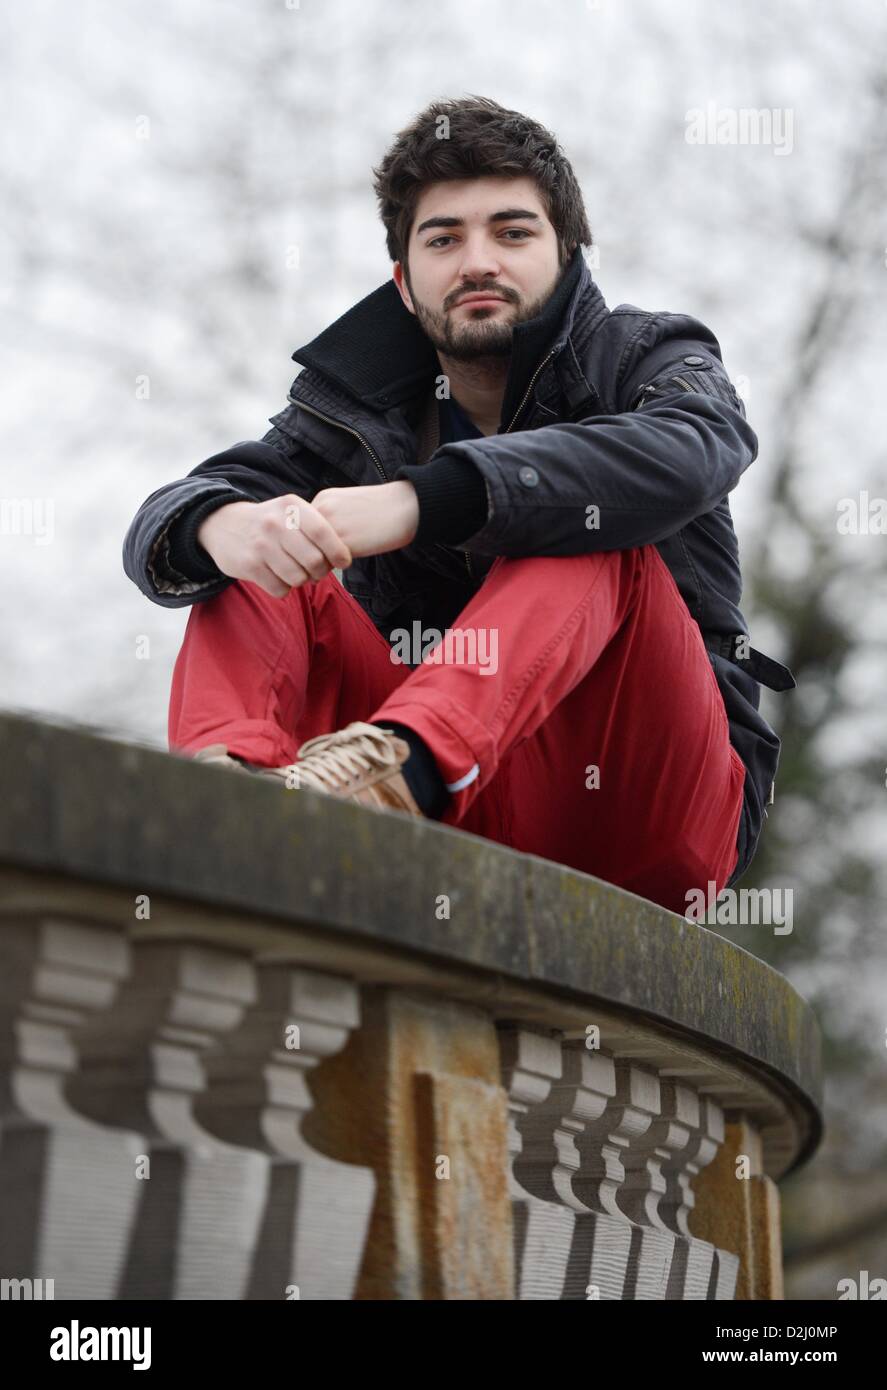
[454, 293, 508, 308]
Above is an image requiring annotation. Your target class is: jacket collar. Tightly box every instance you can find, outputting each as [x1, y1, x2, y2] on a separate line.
[290, 246, 597, 427]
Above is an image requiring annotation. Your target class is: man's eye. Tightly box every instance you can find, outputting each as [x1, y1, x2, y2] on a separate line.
[427, 229, 532, 249]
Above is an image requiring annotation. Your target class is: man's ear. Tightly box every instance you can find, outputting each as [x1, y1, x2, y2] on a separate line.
[393, 261, 415, 315]
[557, 240, 575, 270]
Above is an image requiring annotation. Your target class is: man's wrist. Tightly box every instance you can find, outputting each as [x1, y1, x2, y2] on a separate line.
[389, 479, 420, 544]
[167, 494, 234, 580]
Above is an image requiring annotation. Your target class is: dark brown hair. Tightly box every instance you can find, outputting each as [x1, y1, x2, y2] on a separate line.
[372, 95, 593, 268]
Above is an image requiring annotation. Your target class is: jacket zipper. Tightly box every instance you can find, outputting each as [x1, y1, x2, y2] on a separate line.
[632, 374, 697, 411]
[503, 348, 557, 434]
[290, 396, 389, 483]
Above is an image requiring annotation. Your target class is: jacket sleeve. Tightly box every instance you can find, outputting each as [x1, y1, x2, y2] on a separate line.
[122, 421, 323, 608]
[419, 319, 757, 558]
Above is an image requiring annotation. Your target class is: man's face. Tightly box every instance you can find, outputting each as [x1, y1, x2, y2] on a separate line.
[393, 176, 567, 362]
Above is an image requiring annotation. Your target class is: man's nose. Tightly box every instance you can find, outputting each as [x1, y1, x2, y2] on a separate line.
[455, 238, 503, 288]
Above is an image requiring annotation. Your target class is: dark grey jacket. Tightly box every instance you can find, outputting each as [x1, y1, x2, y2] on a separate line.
[123, 248, 795, 887]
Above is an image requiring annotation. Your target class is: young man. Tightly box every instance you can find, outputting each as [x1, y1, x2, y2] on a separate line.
[123, 96, 795, 916]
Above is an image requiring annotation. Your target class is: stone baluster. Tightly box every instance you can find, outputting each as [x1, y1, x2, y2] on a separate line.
[513, 1041, 631, 1299]
[498, 1025, 575, 1299]
[652, 1085, 739, 1298]
[193, 963, 375, 1300]
[0, 916, 139, 1299]
[66, 939, 264, 1300]
[572, 1056, 675, 1299]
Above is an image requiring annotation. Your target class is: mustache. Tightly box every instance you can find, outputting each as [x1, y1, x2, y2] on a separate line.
[446, 286, 519, 309]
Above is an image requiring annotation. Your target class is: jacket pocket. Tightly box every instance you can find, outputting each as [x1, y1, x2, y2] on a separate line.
[268, 404, 367, 481]
[631, 359, 743, 414]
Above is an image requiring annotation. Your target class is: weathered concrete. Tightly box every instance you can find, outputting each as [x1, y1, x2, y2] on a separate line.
[0, 713, 822, 1182]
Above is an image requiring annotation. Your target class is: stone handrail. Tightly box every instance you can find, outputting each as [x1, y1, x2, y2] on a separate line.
[0, 713, 822, 1300]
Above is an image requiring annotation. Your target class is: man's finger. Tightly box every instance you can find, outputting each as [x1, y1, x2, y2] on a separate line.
[276, 534, 333, 583]
[250, 562, 295, 599]
[293, 503, 353, 569]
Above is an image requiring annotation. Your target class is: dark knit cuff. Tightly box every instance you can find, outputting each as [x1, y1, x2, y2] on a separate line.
[166, 494, 235, 581]
[395, 453, 489, 546]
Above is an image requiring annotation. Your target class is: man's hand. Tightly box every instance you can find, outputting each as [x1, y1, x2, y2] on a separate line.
[196, 494, 353, 599]
[311, 481, 420, 558]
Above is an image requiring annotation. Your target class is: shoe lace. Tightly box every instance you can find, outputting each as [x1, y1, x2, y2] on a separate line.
[294, 721, 401, 792]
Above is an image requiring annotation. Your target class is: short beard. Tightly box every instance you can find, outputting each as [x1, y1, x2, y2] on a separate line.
[404, 262, 565, 365]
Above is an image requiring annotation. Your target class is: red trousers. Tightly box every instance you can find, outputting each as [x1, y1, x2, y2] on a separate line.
[169, 546, 744, 915]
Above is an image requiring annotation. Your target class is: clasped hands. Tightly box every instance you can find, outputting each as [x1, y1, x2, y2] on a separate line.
[196, 481, 420, 599]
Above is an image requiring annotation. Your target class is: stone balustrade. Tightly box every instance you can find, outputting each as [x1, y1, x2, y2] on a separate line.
[0, 714, 822, 1300]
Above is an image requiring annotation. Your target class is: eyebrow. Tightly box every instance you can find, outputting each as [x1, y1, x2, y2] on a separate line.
[415, 208, 542, 237]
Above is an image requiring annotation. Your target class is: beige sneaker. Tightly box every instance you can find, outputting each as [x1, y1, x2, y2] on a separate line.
[190, 744, 287, 782]
[190, 724, 423, 817]
[293, 721, 423, 816]
[191, 744, 250, 771]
